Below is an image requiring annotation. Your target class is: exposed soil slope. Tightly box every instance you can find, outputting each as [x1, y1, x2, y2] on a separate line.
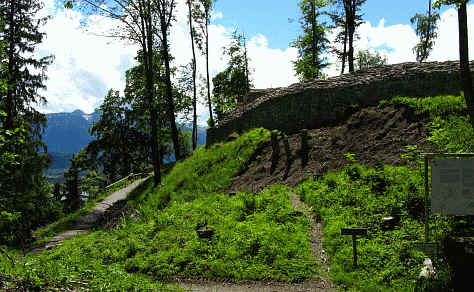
[230, 105, 430, 193]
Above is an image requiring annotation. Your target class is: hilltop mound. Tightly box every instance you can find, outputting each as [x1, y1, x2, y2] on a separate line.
[230, 105, 430, 192]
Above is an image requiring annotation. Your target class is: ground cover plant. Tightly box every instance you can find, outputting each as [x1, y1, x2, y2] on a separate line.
[297, 163, 453, 291]
[1, 128, 316, 289]
[380, 94, 474, 153]
[296, 94, 473, 291]
[33, 172, 144, 243]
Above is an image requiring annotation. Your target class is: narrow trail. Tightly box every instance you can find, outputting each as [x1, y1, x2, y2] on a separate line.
[289, 193, 338, 291]
[27, 178, 148, 254]
[174, 193, 339, 292]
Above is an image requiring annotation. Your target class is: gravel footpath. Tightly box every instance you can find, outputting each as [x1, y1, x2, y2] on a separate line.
[28, 178, 147, 254]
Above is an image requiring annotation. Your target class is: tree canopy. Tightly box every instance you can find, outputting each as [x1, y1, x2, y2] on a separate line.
[291, 0, 330, 81]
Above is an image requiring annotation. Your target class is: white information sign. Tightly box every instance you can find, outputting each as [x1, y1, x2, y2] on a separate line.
[431, 159, 474, 215]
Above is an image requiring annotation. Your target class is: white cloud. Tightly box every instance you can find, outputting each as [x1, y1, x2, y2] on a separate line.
[247, 34, 298, 88]
[169, 1, 298, 125]
[37, 1, 472, 124]
[35, 0, 297, 123]
[324, 4, 474, 76]
[211, 11, 223, 21]
[36, 0, 138, 114]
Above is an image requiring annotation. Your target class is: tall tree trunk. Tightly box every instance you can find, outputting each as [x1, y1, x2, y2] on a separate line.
[458, 2, 474, 128]
[188, 0, 197, 150]
[140, 1, 161, 186]
[243, 34, 249, 92]
[5, 0, 15, 130]
[341, 19, 348, 74]
[160, 15, 182, 161]
[424, 0, 432, 62]
[311, 1, 317, 78]
[347, 0, 355, 73]
[205, 9, 214, 127]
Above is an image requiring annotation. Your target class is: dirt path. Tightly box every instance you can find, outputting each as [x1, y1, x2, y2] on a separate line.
[28, 178, 148, 254]
[289, 193, 338, 291]
[174, 193, 338, 292]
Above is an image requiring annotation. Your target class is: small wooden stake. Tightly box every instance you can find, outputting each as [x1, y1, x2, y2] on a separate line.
[341, 227, 367, 268]
[352, 234, 357, 267]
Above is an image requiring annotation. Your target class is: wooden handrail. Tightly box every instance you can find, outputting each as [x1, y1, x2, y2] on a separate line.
[102, 169, 152, 192]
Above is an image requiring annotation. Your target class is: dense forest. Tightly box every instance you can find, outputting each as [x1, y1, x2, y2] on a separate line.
[1, 0, 473, 291]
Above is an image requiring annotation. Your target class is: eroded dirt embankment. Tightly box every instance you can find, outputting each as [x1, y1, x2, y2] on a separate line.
[230, 105, 430, 193]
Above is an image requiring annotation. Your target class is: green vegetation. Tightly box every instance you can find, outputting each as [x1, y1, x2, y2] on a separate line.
[125, 185, 314, 281]
[1, 128, 316, 289]
[379, 94, 466, 117]
[380, 94, 474, 152]
[298, 164, 443, 291]
[0, 0, 60, 247]
[212, 29, 252, 123]
[33, 174, 144, 242]
[2, 94, 473, 290]
[296, 94, 473, 291]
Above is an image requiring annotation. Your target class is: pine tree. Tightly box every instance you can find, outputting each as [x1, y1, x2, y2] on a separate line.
[411, 0, 440, 62]
[64, 155, 82, 213]
[187, 0, 198, 150]
[193, 0, 216, 127]
[328, 0, 366, 73]
[0, 0, 53, 130]
[0, 0, 61, 245]
[291, 0, 330, 81]
[212, 30, 252, 123]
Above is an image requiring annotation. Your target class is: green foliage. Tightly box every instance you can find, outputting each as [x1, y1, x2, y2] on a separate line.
[81, 169, 107, 200]
[88, 89, 144, 182]
[33, 174, 140, 242]
[144, 128, 270, 207]
[1, 236, 178, 290]
[126, 185, 314, 281]
[344, 152, 356, 162]
[355, 49, 387, 71]
[1, 128, 316, 288]
[379, 94, 474, 152]
[212, 30, 252, 123]
[410, 4, 440, 63]
[85, 50, 193, 183]
[0, 120, 62, 246]
[298, 164, 452, 291]
[0, 0, 61, 246]
[379, 95, 466, 116]
[433, 0, 470, 9]
[291, 0, 330, 81]
[428, 115, 474, 152]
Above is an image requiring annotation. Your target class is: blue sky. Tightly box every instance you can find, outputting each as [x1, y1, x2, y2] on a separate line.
[36, 0, 473, 124]
[212, 0, 454, 51]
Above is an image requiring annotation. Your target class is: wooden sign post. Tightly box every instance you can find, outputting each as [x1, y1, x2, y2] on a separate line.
[341, 227, 368, 268]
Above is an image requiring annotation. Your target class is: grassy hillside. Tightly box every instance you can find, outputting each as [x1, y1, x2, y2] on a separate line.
[0, 128, 315, 290]
[1, 94, 472, 291]
[296, 94, 473, 291]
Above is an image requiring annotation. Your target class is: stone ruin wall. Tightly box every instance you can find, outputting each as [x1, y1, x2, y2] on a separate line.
[206, 61, 474, 145]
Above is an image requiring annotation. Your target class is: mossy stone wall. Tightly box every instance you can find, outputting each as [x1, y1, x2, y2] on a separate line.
[207, 61, 474, 145]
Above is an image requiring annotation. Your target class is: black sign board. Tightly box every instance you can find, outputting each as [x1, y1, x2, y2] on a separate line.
[341, 227, 368, 236]
[413, 242, 439, 258]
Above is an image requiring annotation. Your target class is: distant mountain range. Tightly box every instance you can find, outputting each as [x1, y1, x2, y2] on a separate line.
[43, 109, 207, 181]
[44, 109, 101, 154]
